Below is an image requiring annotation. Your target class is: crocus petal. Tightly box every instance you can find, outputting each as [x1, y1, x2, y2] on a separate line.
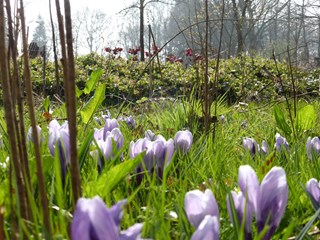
[71, 196, 118, 240]
[109, 199, 127, 227]
[191, 215, 219, 240]
[306, 137, 320, 160]
[94, 128, 104, 141]
[227, 191, 253, 236]
[145, 130, 156, 141]
[306, 178, 320, 209]
[164, 139, 175, 167]
[174, 130, 193, 154]
[111, 128, 124, 150]
[256, 167, 288, 238]
[238, 165, 259, 211]
[103, 119, 119, 139]
[184, 189, 219, 229]
[119, 223, 143, 240]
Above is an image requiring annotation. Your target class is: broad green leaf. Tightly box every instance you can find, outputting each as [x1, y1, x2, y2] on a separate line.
[80, 84, 105, 124]
[83, 69, 104, 94]
[296, 105, 315, 132]
[274, 105, 292, 137]
[97, 155, 142, 196]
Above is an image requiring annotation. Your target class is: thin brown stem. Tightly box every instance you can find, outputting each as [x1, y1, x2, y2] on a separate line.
[0, 0, 28, 224]
[64, 0, 82, 203]
[19, 0, 51, 235]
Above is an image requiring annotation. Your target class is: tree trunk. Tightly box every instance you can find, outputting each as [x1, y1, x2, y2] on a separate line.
[140, 0, 145, 61]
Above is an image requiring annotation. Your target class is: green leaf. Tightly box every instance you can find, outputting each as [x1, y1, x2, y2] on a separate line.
[83, 69, 104, 94]
[78, 130, 94, 169]
[80, 84, 105, 124]
[296, 105, 315, 132]
[296, 207, 320, 240]
[274, 105, 292, 137]
[43, 96, 50, 112]
[75, 85, 83, 98]
[97, 155, 142, 196]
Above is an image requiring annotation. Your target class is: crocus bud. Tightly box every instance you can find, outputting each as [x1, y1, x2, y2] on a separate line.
[184, 189, 219, 229]
[274, 133, 289, 152]
[243, 137, 259, 156]
[306, 137, 320, 160]
[261, 140, 269, 155]
[174, 130, 193, 154]
[126, 115, 136, 129]
[27, 125, 42, 144]
[256, 167, 288, 239]
[48, 120, 70, 182]
[306, 178, 320, 210]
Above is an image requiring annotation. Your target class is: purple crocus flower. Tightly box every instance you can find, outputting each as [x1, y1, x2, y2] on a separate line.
[306, 178, 320, 210]
[102, 109, 111, 121]
[243, 137, 260, 156]
[125, 115, 136, 129]
[274, 133, 289, 152]
[306, 137, 320, 160]
[227, 165, 288, 240]
[94, 117, 102, 125]
[48, 120, 70, 181]
[153, 137, 175, 178]
[71, 196, 143, 240]
[27, 125, 42, 144]
[174, 130, 193, 154]
[256, 167, 288, 239]
[184, 189, 219, 229]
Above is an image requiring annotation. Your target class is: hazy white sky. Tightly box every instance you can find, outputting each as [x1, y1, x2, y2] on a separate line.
[11, 0, 135, 50]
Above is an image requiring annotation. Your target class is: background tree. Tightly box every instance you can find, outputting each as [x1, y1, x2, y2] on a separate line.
[32, 15, 47, 48]
[74, 8, 109, 54]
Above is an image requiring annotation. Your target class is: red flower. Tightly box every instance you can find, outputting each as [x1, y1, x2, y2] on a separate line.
[185, 48, 192, 57]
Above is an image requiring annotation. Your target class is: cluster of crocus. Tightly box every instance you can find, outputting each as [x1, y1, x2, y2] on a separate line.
[306, 178, 320, 210]
[129, 129, 193, 183]
[71, 196, 143, 240]
[48, 120, 70, 181]
[274, 133, 289, 152]
[184, 189, 220, 239]
[130, 130, 174, 182]
[227, 165, 288, 240]
[306, 137, 320, 160]
[243, 138, 269, 156]
[91, 118, 124, 170]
